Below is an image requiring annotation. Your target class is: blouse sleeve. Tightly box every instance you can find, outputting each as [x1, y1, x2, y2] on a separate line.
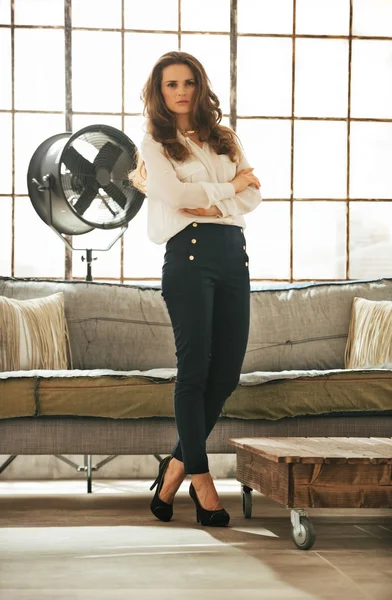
[141, 134, 236, 211]
[216, 148, 262, 218]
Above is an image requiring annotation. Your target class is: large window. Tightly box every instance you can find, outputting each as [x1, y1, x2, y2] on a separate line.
[1, 0, 391, 282]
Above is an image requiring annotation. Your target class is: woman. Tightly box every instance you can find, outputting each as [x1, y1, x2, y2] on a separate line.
[130, 51, 261, 527]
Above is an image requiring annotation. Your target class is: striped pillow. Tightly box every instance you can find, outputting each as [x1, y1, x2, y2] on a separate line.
[345, 297, 392, 369]
[0, 292, 70, 371]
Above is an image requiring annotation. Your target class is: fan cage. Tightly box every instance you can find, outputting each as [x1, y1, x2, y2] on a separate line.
[59, 125, 142, 229]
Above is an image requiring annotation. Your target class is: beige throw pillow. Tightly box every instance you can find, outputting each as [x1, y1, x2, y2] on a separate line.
[345, 297, 392, 369]
[0, 292, 70, 371]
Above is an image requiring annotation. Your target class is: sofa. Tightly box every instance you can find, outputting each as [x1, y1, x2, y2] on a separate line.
[1, 275, 392, 485]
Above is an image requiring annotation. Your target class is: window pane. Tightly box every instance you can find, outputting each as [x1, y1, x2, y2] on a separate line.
[350, 122, 392, 200]
[15, 29, 65, 111]
[0, 28, 11, 109]
[236, 119, 291, 199]
[123, 203, 164, 278]
[181, 35, 230, 115]
[72, 114, 122, 132]
[237, 37, 292, 116]
[0, 197, 12, 276]
[124, 115, 146, 151]
[296, 0, 350, 35]
[295, 39, 349, 118]
[353, 0, 392, 36]
[72, 0, 122, 29]
[294, 121, 347, 199]
[0, 113, 12, 193]
[15, 113, 65, 194]
[125, 0, 178, 30]
[350, 203, 392, 279]
[124, 33, 178, 113]
[14, 0, 63, 25]
[238, 0, 293, 34]
[351, 41, 392, 120]
[246, 202, 290, 279]
[71, 230, 121, 280]
[293, 202, 346, 279]
[73, 31, 122, 112]
[14, 197, 65, 278]
[0, 0, 10, 24]
[182, 0, 230, 32]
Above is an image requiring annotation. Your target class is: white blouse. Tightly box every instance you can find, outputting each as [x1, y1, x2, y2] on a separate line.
[140, 129, 262, 244]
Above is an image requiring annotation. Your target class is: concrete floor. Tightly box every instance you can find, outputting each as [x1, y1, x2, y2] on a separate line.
[0, 479, 391, 600]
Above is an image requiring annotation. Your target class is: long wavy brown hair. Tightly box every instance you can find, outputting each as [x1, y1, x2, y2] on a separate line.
[129, 51, 241, 193]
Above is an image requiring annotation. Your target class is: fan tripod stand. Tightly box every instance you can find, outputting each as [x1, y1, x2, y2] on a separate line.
[52, 244, 123, 492]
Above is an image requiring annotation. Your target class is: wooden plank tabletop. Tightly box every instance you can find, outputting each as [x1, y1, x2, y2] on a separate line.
[229, 437, 392, 464]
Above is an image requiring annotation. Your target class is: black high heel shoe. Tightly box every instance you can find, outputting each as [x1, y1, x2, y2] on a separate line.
[189, 483, 230, 527]
[150, 455, 174, 522]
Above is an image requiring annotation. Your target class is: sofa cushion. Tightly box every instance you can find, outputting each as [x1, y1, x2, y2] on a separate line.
[1, 368, 391, 421]
[2, 277, 392, 372]
[0, 292, 69, 371]
[345, 297, 392, 369]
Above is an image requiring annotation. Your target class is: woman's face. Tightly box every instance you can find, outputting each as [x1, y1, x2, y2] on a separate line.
[161, 63, 197, 116]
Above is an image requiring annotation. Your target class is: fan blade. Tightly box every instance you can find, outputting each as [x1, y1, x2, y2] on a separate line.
[102, 182, 128, 211]
[62, 146, 95, 180]
[72, 186, 99, 215]
[94, 142, 122, 172]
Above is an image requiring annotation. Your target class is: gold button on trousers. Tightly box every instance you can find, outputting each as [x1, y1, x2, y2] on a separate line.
[161, 222, 250, 474]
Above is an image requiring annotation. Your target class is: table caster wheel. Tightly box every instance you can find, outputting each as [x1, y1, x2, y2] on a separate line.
[292, 517, 316, 550]
[242, 485, 252, 518]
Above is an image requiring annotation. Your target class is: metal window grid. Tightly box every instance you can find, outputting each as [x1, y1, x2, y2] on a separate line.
[1, 0, 391, 282]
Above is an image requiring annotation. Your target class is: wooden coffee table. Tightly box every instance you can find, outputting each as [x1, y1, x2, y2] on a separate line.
[229, 437, 392, 550]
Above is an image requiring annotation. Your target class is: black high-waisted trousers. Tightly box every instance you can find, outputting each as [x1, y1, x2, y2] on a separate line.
[161, 222, 250, 474]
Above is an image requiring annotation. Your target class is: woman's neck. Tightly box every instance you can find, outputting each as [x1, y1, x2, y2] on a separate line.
[176, 116, 193, 132]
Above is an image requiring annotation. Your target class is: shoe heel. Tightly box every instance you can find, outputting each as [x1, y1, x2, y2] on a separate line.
[149, 455, 169, 491]
[150, 456, 174, 522]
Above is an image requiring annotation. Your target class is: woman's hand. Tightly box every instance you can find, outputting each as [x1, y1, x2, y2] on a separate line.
[183, 206, 223, 217]
[231, 168, 261, 193]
